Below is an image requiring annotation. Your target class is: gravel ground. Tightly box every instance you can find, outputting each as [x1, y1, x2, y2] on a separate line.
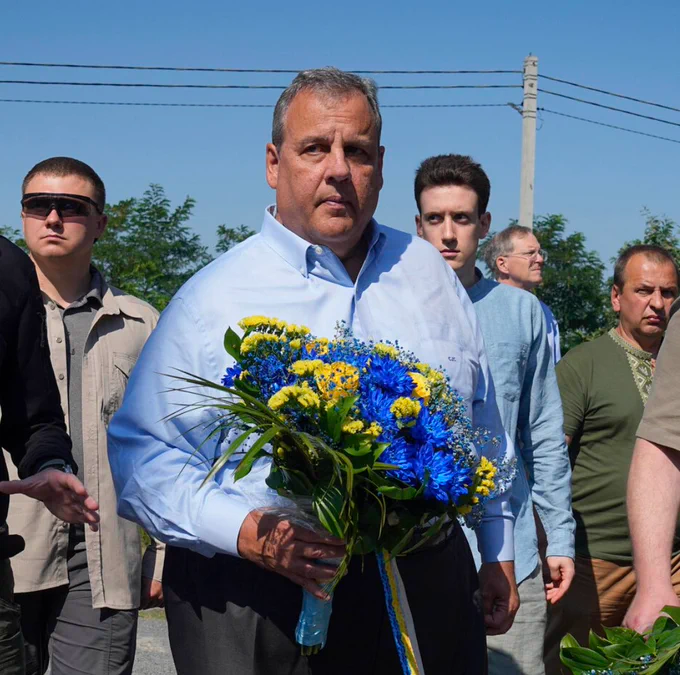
[133, 611, 176, 675]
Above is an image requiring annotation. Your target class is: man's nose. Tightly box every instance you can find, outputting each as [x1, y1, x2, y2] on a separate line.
[45, 208, 63, 227]
[441, 218, 457, 242]
[326, 148, 351, 182]
[650, 290, 665, 310]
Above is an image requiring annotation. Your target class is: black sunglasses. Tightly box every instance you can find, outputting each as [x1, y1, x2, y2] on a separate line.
[21, 192, 103, 219]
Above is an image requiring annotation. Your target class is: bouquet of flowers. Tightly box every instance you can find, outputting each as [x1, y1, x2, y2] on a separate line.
[172, 316, 514, 673]
[559, 608, 680, 675]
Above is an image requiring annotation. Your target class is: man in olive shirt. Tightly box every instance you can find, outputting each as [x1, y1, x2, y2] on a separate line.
[624, 295, 680, 633]
[545, 245, 680, 673]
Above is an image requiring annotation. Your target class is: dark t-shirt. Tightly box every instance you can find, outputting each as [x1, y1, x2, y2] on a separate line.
[557, 331, 680, 563]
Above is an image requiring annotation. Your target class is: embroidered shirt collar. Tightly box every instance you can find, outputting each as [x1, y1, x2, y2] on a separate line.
[608, 328, 655, 403]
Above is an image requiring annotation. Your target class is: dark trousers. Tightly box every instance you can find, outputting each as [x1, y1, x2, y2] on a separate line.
[0, 558, 25, 675]
[164, 521, 487, 675]
[15, 547, 138, 675]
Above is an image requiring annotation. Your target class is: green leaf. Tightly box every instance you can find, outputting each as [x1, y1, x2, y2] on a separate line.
[588, 631, 610, 650]
[312, 483, 347, 539]
[560, 634, 581, 650]
[377, 485, 419, 500]
[201, 426, 260, 486]
[223, 327, 242, 362]
[661, 605, 680, 626]
[559, 647, 611, 669]
[602, 626, 639, 644]
[233, 426, 279, 481]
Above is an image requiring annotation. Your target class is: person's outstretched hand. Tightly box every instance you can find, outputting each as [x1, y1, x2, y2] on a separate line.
[0, 469, 100, 530]
[544, 556, 575, 604]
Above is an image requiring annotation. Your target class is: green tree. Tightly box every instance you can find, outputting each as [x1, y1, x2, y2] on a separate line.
[94, 184, 212, 310]
[615, 208, 680, 262]
[479, 214, 609, 353]
[216, 224, 255, 254]
[0, 226, 27, 252]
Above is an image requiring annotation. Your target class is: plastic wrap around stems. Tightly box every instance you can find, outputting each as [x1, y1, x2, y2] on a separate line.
[259, 503, 342, 654]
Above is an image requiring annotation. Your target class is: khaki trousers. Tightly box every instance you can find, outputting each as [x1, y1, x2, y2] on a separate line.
[544, 554, 680, 675]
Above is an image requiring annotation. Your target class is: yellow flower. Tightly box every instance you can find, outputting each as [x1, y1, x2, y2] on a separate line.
[290, 339, 302, 350]
[238, 316, 288, 334]
[390, 397, 422, 420]
[290, 359, 325, 377]
[342, 420, 365, 434]
[268, 383, 321, 411]
[284, 324, 311, 338]
[306, 338, 330, 356]
[415, 362, 447, 387]
[474, 457, 497, 497]
[315, 362, 360, 403]
[408, 372, 431, 405]
[374, 343, 400, 359]
[240, 332, 281, 354]
[457, 505, 472, 516]
[366, 422, 383, 438]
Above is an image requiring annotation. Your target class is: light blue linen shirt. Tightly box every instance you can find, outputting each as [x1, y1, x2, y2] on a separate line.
[108, 209, 515, 564]
[466, 274, 574, 583]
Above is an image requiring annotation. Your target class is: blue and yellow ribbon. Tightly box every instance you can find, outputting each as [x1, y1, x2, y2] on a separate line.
[376, 549, 424, 675]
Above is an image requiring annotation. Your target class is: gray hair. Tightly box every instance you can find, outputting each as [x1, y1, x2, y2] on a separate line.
[483, 225, 534, 279]
[272, 66, 382, 148]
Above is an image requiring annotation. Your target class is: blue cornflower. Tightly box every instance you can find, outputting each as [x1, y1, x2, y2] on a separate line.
[246, 354, 296, 400]
[415, 446, 472, 505]
[358, 387, 398, 440]
[364, 354, 414, 397]
[382, 436, 419, 486]
[411, 408, 452, 451]
[221, 364, 242, 387]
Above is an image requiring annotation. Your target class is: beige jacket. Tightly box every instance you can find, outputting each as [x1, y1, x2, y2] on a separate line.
[6, 279, 164, 610]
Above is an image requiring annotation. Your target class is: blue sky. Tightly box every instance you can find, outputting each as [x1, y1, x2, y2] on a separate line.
[2, 0, 679, 269]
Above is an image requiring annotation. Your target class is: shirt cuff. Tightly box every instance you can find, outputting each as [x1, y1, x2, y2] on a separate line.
[477, 518, 514, 563]
[545, 528, 576, 560]
[195, 489, 253, 557]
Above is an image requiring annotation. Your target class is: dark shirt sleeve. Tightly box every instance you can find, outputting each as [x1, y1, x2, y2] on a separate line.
[0, 241, 74, 478]
[556, 357, 587, 439]
[637, 304, 680, 451]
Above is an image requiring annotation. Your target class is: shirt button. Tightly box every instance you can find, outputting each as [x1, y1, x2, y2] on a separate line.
[58, 373, 65, 381]
[56, 337, 63, 344]
[313, 245, 323, 255]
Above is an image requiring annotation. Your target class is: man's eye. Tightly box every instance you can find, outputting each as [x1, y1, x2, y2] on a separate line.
[454, 214, 469, 223]
[304, 144, 324, 154]
[427, 215, 442, 223]
[345, 146, 366, 157]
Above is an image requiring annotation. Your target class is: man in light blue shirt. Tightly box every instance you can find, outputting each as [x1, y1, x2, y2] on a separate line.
[108, 69, 517, 675]
[483, 225, 561, 363]
[415, 154, 574, 675]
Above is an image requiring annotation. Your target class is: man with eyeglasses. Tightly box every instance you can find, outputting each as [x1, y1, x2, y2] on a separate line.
[483, 226, 561, 362]
[6, 157, 164, 675]
[415, 154, 574, 675]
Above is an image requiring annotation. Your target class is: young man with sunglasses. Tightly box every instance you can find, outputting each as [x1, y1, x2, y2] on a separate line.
[415, 154, 574, 675]
[483, 226, 561, 362]
[7, 157, 164, 675]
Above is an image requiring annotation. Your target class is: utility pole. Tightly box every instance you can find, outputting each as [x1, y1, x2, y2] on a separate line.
[519, 55, 538, 229]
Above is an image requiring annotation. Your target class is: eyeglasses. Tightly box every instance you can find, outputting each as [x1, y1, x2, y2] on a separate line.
[21, 192, 102, 219]
[504, 249, 548, 263]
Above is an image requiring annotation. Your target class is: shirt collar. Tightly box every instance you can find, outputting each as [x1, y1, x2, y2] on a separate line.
[43, 266, 104, 310]
[259, 205, 385, 279]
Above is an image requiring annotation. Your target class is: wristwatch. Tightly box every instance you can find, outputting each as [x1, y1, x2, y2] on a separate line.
[38, 459, 74, 474]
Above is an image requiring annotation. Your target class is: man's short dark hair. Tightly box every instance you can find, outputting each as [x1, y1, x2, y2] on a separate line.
[613, 244, 679, 289]
[414, 154, 490, 216]
[483, 225, 534, 280]
[22, 157, 106, 211]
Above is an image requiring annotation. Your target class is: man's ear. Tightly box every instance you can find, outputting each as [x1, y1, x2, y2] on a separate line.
[96, 214, 108, 240]
[415, 214, 423, 238]
[266, 143, 280, 190]
[480, 211, 491, 239]
[496, 255, 510, 276]
[611, 284, 622, 313]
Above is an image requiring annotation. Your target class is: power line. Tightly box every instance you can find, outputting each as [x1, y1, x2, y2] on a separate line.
[0, 98, 516, 109]
[0, 79, 521, 91]
[538, 89, 680, 129]
[0, 61, 521, 75]
[540, 74, 680, 114]
[539, 107, 680, 145]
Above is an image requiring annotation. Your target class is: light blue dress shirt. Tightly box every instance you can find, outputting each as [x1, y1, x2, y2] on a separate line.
[466, 275, 574, 583]
[108, 209, 515, 564]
